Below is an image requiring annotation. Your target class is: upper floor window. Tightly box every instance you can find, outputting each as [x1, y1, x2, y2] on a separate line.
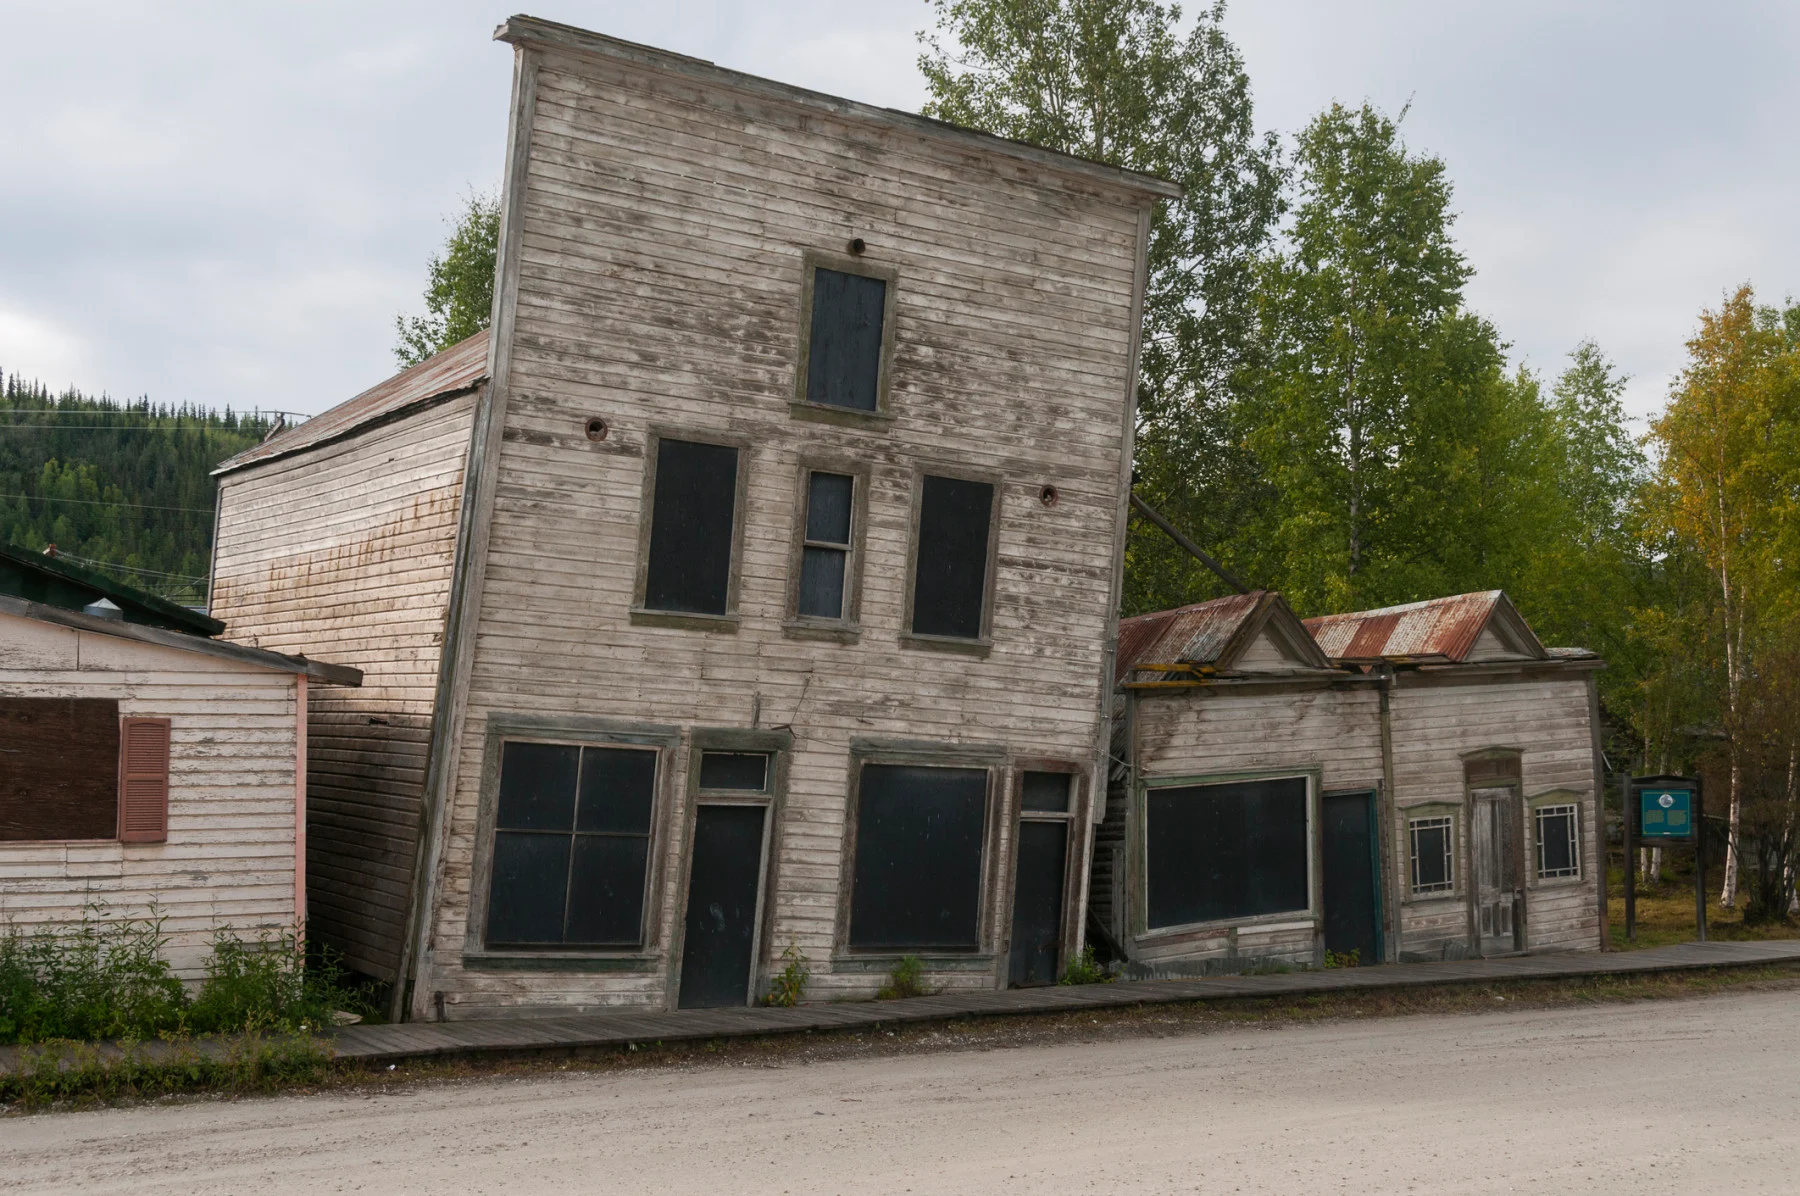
[637, 435, 742, 622]
[793, 252, 897, 423]
[907, 473, 997, 645]
[799, 471, 854, 619]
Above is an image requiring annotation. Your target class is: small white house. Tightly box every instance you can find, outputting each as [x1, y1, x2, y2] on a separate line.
[0, 592, 359, 978]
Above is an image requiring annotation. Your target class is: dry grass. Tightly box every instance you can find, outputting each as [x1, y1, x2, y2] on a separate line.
[1606, 862, 1800, 950]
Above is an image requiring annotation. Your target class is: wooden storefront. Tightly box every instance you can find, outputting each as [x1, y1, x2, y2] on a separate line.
[1095, 590, 1606, 974]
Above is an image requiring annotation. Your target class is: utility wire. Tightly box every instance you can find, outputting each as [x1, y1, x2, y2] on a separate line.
[0, 491, 214, 515]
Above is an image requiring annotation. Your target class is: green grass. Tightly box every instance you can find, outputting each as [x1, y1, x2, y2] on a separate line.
[0, 912, 376, 1045]
[0, 1034, 334, 1110]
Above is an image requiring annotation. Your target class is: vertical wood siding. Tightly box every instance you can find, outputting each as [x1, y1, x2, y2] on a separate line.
[210, 396, 476, 979]
[0, 615, 297, 979]
[422, 49, 1149, 1015]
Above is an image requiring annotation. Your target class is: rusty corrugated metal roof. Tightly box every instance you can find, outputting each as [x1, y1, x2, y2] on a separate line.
[214, 329, 489, 476]
[1302, 591, 1546, 664]
[1116, 592, 1266, 683]
[1116, 591, 1336, 683]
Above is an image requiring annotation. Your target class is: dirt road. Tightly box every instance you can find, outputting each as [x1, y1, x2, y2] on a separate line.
[4, 988, 1797, 1194]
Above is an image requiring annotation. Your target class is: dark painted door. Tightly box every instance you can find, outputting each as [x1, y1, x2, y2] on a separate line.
[678, 804, 766, 1009]
[1008, 820, 1068, 986]
[1322, 791, 1380, 963]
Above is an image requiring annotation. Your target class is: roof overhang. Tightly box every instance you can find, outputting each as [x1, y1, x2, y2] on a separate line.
[0, 594, 362, 686]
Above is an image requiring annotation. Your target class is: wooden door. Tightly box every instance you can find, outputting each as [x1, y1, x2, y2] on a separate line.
[1471, 787, 1523, 956]
[1322, 790, 1381, 963]
[1008, 819, 1068, 986]
[677, 804, 768, 1009]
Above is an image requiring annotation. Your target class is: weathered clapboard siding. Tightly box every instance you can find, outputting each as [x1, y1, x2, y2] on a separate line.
[210, 394, 477, 979]
[1102, 653, 1604, 972]
[410, 33, 1156, 1018]
[1389, 672, 1602, 956]
[0, 613, 299, 979]
[1107, 684, 1383, 970]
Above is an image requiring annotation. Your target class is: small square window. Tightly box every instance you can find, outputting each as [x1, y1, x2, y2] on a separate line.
[698, 752, 769, 793]
[1020, 771, 1072, 814]
[1535, 804, 1581, 879]
[1409, 816, 1455, 895]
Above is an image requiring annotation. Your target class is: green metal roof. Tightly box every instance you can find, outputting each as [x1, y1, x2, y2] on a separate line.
[0, 541, 223, 636]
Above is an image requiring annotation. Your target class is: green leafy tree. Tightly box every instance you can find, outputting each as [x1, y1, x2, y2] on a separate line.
[394, 192, 501, 368]
[1641, 286, 1800, 906]
[918, 0, 1284, 612]
[1241, 102, 1536, 612]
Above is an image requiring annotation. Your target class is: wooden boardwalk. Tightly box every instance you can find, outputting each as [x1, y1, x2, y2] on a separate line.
[330, 939, 1800, 1065]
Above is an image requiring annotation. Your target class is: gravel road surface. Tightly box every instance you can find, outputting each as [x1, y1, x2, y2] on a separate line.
[4, 988, 1796, 1194]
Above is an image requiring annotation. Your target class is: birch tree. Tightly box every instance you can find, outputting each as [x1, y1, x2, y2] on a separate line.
[1645, 286, 1800, 907]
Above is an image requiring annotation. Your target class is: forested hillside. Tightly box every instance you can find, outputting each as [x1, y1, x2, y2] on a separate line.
[0, 371, 272, 606]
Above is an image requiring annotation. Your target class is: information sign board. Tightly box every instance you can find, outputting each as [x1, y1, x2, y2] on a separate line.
[1639, 788, 1693, 840]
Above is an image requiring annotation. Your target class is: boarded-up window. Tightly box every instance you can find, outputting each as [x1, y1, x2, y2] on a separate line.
[644, 438, 739, 616]
[0, 698, 120, 841]
[1410, 816, 1455, 894]
[1145, 777, 1309, 929]
[117, 717, 171, 843]
[806, 268, 887, 411]
[1535, 805, 1580, 879]
[798, 471, 854, 620]
[485, 742, 657, 949]
[848, 763, 988, 950]
[910, 475, 994, 640]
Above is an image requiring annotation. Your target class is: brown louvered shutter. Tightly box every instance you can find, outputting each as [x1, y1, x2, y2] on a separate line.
[117, 717, 171, 843]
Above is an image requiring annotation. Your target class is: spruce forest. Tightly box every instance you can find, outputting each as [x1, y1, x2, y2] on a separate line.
[0, 373, 271, 606]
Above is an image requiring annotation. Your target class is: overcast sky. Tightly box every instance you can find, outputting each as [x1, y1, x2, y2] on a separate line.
[1, 2, 1795, 424]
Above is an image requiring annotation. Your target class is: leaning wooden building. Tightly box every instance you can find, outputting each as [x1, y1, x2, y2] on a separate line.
[210, 16, 1177, 1019]
[1092, 590, 1606, 974]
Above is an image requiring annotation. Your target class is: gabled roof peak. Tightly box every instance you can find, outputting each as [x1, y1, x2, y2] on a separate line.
[1302, 590, 1548, 666]
[1116, 591, 1337, 684]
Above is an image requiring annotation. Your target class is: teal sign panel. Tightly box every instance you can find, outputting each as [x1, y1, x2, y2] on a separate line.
[1640, 789, 1693, 839]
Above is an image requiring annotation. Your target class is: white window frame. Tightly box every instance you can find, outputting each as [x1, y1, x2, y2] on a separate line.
[1409, 814, 1457, 896]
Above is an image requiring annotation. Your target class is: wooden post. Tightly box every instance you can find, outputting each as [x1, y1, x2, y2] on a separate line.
[1622, 773, 1635, 943]
[1695, 778, 1707, 943]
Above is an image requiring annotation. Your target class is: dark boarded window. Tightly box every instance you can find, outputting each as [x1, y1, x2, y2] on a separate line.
[798, 471, 854, 619]
[698, 752, 768, 792]
[644, 438, 738, 615]
[0, 698, 119, 841]
[1145, 777, 1308, 929]
[1535, 805, 1580, 879]
[806, 268, 887, 411]
[485, 742, 657, 948]
[1410, 816, 1455, 894]
[1021, 771, 1071, 814]
[849, 764, 988, 950]
[910, 475, 994, 639]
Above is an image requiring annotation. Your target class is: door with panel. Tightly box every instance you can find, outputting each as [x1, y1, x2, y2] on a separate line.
[1008, 771, 1075, 987]
[1471, 786, 1524, 956]
[677, 751, 774, 1010]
